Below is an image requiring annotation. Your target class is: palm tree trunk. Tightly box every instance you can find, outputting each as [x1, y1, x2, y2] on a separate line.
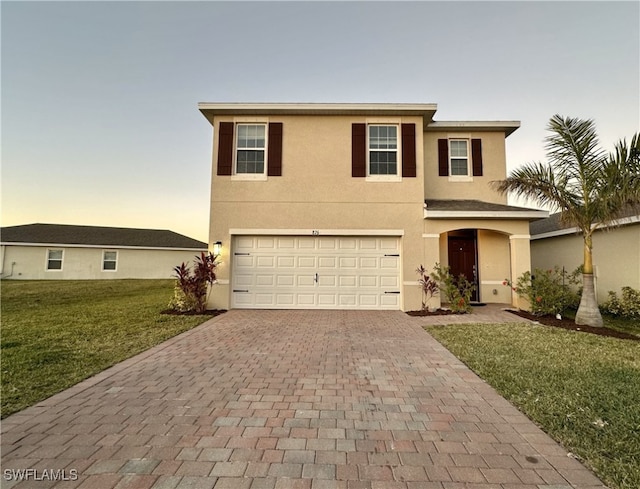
[575, 235, 603, 327]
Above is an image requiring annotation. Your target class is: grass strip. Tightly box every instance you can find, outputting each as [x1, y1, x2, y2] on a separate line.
[425, 321, 640, 489]
[1, 279, 213, 418]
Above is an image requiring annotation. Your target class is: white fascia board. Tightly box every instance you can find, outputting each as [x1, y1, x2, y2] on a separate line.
[0, 242, 208, 252]
[530, 215, 640, 240]
[198, 103, 438, 125]
[425, 120, 520, 137]
[424, 210, 549, 220]
[228, 229, 405, 236]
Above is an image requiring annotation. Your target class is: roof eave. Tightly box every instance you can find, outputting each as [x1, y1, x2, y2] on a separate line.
[425, 120, 521, 137]
[198, 102, 438, 126]
[424, 210, 549, 220]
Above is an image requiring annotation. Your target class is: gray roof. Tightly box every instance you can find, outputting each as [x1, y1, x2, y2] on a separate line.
[530, 206, 640, 236]
[1, 224, 207, 249]
[425, 199, 541, 213]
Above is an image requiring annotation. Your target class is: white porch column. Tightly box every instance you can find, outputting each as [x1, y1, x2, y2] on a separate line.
[509, 234, 532, 310]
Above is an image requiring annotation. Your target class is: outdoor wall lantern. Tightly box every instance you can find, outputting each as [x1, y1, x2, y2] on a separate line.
[213, 241, 222, 255]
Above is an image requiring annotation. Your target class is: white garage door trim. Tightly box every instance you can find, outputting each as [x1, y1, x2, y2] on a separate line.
[230, 233, 402, 310]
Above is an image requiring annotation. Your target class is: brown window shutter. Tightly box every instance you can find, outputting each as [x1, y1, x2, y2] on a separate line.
[471, 139, 483, 176]
[401, 124, 416, 177]
[267, 122, 283, 176]
[352, 123, 366, 177]
[217, 122, 234, 175]
[438, 139, 449, 176]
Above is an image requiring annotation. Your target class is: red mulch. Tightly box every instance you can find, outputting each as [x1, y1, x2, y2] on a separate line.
[160, 309, 227, 317]
[506, 309, 639, 341]
[406, 309, 467, 316]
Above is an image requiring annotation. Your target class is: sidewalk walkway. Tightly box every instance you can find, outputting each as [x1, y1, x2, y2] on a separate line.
[1, 309, 606, 489]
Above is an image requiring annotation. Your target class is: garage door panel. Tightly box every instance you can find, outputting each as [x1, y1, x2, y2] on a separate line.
[359, 276, 378, 287]
[256, 237, 276, 249]
[256, 256, 275, 268]
[276, 275, 295, 286]
[255, 275, 275, 286]
[339, 257, 357, 268]
[297, 275, 315, 287]
[359, 257, 378, 268]
[298, 256, 316, 268]
[276, 256, 295, 267]
[318, 257, 337, 268]
[380, 257, 399, 269]
[231, 235, 401, 309]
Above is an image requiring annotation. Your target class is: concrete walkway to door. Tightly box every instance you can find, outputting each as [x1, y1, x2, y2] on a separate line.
[1, 310, 607, 489]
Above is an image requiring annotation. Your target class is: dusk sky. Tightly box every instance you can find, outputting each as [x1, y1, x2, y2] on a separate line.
[2, 1, 638, 243]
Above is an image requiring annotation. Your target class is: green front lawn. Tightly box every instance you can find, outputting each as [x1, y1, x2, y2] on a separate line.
[1, 280, 214, 418]
[425, 321, 640, 489]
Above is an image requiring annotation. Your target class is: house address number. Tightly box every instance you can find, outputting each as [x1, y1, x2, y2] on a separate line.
[312, 230, 320, 236]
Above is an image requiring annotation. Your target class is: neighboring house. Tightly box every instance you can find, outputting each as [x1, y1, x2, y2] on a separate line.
[0, 224, 207, 280]
[199, 103, 547, 311]
[530, 209, 640, 303]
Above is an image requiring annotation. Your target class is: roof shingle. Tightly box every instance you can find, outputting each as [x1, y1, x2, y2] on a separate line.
[1, 224, 207, 249]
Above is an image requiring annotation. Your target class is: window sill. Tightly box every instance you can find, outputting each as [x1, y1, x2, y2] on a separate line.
[448, 175, 473, 182]
[231, 174, 268, 181]
[365, 175, 402, 183]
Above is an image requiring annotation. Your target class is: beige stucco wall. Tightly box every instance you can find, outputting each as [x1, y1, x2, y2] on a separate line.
[209, 114, 426, 311]
[531, 224, 640, 303]
[207, 113, 529, 311]
[423, 131, 508, 204]
[0, 245, 205, 280]
[421, 219, 531, 308]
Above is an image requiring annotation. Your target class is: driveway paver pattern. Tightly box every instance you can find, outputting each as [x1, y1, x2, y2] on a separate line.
[2, 309, 607, 489]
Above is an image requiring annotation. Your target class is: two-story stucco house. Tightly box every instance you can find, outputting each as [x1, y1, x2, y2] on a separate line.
[199, 103, 547, 311]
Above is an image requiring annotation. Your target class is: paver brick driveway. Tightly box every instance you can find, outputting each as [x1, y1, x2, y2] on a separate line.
[2, 310, 607, 489]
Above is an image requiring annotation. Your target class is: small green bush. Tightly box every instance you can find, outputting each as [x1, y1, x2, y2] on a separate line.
[602, 287, 640, 319]
[431, 263, 475, 313]
[505, 266, 581, 316]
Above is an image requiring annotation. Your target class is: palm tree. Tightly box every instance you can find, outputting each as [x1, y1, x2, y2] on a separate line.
[492, 115, 640, 327]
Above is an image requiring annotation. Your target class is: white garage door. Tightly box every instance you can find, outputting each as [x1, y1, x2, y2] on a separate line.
[231, 235, 401, 309]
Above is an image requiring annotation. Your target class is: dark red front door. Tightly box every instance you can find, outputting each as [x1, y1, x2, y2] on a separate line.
[448, 233, 479, 302]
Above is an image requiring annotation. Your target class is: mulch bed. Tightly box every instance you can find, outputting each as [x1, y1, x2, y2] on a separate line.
[506, 309, 639, 341]
[160, 309, 227, 317]
[406, 309, 467, 316]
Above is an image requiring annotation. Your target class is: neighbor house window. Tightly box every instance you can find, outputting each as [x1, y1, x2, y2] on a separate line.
[368, 125, 398, 175]
[236, 124, 266, 174]
[449, 139, 469, 176]
[46, 249, 63, 270]
[103, 251, 117, 271]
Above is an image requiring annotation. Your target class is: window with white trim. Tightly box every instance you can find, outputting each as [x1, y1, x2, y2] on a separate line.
[236, 124, 266, 175]
[368, 125, 398, 176]
[102, 251, 118, 271]
[46, 249, 63, 271]
[449, 139, 469, 176]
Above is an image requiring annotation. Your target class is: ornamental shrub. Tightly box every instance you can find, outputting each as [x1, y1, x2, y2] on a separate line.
[416, 265, 439, 311]
[431, 263, 475, 313]
[168, 252, 218, 313]
[504, 266, 581, 316]
[602, 286, 640, 319]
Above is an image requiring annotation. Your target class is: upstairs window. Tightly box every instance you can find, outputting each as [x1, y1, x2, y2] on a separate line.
[217, 122, 282, 177]
[449, 139, 469, 176]
[368, 125, 398, 176]
[438, 138, 483, 177]
[236, 124, 266, 174]
[46, 249, 63, 270]
[103, 251, 118, 271]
